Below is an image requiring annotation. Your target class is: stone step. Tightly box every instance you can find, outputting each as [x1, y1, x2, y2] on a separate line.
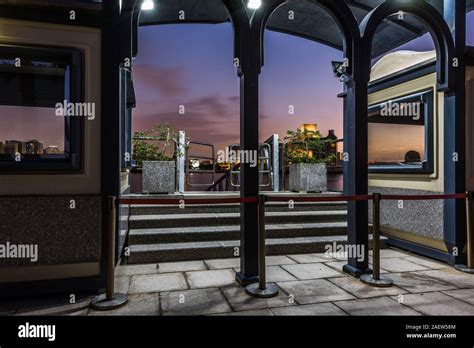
[129, 222, 347, 244]
[129, 210, 347, 229]
[127, 235, 386, 264]
[128, 201, 347, 215]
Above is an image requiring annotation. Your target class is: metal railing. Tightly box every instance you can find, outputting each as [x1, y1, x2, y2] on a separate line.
[206, 162, 240, 192]
[135, 131, 282, 192]
[185, 140, 216, 188]
[229, 143, 273, 189]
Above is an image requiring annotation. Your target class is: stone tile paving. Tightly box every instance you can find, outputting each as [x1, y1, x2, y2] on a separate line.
[161, 288, 231, 315]
[7, 248, 474, 316]
[390, 292, 474, 316]
[417, 268, 474, 289]
[158, 260, 207, 273]
[441, 288, 474, 305]
[327, 276, 407, 299]
[186, 269, 237, 289]
[379, 258, 429, 273]
[205, 258, 240, 270]
[282, 263, 343, 280]
[287, 253, 333, 264]
[87, 248, 474, 316]
[233, 266, 297, 283]
[333, 297, 421, 316]
[222, 286, 295, 312]
[214, 309, 274, 316]
[115, 276, 131, 293]
[266, 255, 298, 266]
[387, 272, 457, 293]
[277, 279, 356, 304]
[326, 260, 390, 274]
[402, 255, 450, 270]
[270, 302, 347, 316]
[129, 273, 188, 294]
[88, 293, 160, 316]
[116, 263, 159, 276]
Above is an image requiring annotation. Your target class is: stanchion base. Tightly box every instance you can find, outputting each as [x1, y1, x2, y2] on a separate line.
[454, 264, 474, 274]
[360, 274, 393, 288]
[245, 283, 279, 298]
[90, 293, 128, 311]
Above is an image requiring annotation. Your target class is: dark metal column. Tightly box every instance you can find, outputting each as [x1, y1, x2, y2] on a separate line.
[342, 43, 371, 277]
[101, 0, 122, 282]
[223, 0, 259, 286]
[356, 0, 456, 274]
[443, 0, 467, 265]
[230, 0, 286, 286]
[236, 67, 261, 285]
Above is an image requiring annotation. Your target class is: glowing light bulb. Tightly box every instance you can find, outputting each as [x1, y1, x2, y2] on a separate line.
[248, 0, 261, 10]
[141, 0, 154, 11]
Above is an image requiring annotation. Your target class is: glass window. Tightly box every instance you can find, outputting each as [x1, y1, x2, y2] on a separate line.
[368, 90, 434, 173]
[0, 44, 83, 172]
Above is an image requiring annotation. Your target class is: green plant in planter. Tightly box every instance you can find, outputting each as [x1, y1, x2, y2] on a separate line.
[132, 123, 183, 168]
[284, 128, 336, 165]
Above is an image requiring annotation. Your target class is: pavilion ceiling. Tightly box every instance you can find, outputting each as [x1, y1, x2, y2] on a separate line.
[1, 0, 473, 57]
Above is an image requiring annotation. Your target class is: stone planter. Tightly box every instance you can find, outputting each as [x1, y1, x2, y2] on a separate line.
[142, 161, 175, 194]
[289, 163, 327, 192]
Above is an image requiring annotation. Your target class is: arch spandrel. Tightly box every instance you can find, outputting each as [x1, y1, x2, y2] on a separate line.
[360, 1, 455, 91]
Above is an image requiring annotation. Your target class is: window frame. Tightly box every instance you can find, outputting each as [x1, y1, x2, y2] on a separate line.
[0, 43, 84, 174]
[368, 89, 434, 175]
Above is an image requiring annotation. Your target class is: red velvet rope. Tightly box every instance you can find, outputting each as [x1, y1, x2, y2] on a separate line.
[265, 195, 372, 203]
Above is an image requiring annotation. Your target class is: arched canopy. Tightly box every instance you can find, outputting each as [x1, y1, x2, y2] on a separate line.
[360, 1, 455, 91]
[8, 0, 473, 62]
[254, 0, 360, 77]
[133, 0, 474, 59]
[130, 0, 249, 74]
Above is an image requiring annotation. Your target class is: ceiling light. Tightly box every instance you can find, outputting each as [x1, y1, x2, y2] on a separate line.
[248, 0, 261, 10]
[141, 0, 154, 11]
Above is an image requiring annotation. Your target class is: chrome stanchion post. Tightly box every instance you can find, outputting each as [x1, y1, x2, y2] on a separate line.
[90, 196, 129, 310]
[361, 193, 393, 287]
[455, 192, 474, 274]
[245, 194, 279, 298]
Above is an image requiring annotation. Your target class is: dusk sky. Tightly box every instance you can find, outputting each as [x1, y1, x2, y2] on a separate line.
[0, 11, 472, 155]
[132, 11, 474, 154]
[133, 23, 344, 152]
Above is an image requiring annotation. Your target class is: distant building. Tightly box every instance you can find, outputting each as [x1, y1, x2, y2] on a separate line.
[44, 146, 61, 154]
[299, 124, 318, 133]
[26, 139, 44, 155]
[0, 142, 3, 154]
[327, 129, 337, 141]
[4, 140, 25, 154]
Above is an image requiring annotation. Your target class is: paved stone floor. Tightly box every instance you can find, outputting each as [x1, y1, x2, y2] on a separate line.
[3, 248, 474, 316]
[83, 248, 474, 316]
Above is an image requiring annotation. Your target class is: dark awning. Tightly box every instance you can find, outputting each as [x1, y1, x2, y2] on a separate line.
[2, 0, 474, 57]
[138, 0, 474, 57]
